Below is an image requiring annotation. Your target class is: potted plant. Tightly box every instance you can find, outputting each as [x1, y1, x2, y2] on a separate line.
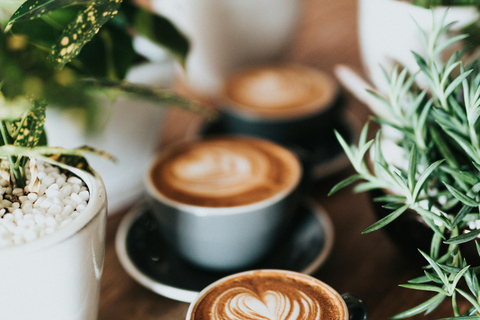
[332, 13, 480, 319]
[0, 0, 211, 318]
[358, 0, 480, 94]
[22, 0, 200, 212]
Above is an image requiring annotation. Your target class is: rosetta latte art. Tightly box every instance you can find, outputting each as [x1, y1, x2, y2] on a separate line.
[169, 145, 269, 198]
[211, 288, 321, 320]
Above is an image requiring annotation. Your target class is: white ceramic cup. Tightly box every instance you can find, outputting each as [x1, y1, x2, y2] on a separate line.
[144, 136, 302, 271]
[185, 269, 368, 320]
[150, 0, 303, 97]
[358, 0, 478, 94]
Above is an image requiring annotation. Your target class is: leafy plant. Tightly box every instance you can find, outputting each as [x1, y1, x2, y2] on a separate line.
[331, 13, 480, 318]
[0, 0, 214, 189]
[410, 0, 480, 7]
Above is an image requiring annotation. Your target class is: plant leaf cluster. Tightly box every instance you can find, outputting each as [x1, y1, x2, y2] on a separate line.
[0, 0, 214, 189]
[331, 13, 480, 318]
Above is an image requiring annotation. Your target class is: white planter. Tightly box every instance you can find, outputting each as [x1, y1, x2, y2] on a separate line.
[358, 0, 478, 93]
[151, 0, 303, 96]
[46, 60, 175, 213]
[0, 168, 107, 320]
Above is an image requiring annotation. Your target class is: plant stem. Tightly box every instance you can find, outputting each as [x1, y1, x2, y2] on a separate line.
[0, 120, 23, 188]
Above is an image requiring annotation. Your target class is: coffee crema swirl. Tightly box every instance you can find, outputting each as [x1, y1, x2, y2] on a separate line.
[191, 271, 345, 320]
[223, 64, 338, 119]
[150, 137, 301, 207]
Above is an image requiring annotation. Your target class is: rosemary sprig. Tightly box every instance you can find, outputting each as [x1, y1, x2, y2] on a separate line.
[332, 12, 480, 318]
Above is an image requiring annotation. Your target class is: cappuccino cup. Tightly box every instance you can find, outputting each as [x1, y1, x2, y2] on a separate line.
[216, 64, 342, 145]
[186, 269, 368, 320]
[145, 136, 302, 271]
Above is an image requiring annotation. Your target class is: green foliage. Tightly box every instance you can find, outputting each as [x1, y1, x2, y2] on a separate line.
[331, 12, 480, 318]
[411, 0, 480, 8]
[0, 0, 210, 188]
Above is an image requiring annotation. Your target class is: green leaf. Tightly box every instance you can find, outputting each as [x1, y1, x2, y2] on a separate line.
[49, 0, 123, 68]
[328, 174, 361, 195]
[6, 0, 91, 29]
[362, 204, 409, 234]
[444, 229, 480, 245]
[84, 79, 218, 120]
[391, 293, 445, 319]
[412, 160, 444, 202]
[399, 283, 450, 295]
[444, 182, 479, 207]
[13, 101, 46, 148]
[120, 1, 189, 66]
[420, 250, 453, 289]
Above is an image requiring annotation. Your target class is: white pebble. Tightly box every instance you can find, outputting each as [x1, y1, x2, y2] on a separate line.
[13, 209, 23, 221]
[45, 216, 58, 227]
[71, 193, 83, 204]
[1, 199, 12, 208]
[45, 188, 61, 199]
[47, 204, 62, 216]
[68, 176, 82, 185]
[61, 205, 74, 217]
[34, 214, 46, 225]
[28, 193, 38, 201]
[40, 199, 53, 209]
[42, 176, 55, 186]
[0, 161, 89, 248]
[12, 188, 23, 197]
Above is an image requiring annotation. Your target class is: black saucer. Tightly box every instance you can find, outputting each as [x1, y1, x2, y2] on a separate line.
[115, 200, 334, 303]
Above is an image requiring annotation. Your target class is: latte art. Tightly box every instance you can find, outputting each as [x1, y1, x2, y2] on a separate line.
[191, 271, 346, 320]
[214, 288, 321, 320]
[150, 137, 301, 207]
[169, 145, 269, 198]
[223, 65, 338, 119]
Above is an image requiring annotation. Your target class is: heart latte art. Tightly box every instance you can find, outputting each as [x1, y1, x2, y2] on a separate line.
[149, 137, 301, 207]
[213, 288, 321, 320]
[191, 271, 346, 320]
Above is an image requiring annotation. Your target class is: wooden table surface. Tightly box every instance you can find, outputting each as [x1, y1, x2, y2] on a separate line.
[98, 0, 464, 319]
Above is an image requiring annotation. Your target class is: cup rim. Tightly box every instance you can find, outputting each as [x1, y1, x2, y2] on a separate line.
[219, 63, 339, 121]
[185, 269, 349, 320]
[145, 135, 302, 216]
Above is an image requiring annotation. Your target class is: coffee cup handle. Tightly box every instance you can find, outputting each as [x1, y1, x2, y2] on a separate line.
[341, 293, 368, 320]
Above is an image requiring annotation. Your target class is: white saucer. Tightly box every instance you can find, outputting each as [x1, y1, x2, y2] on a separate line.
[115, 200, 334, 303]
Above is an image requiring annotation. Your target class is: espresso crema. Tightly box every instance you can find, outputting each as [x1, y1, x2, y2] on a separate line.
[149, 137, 301, 207]
[223, 65, 338, 119]
[190, 270, 346, 320]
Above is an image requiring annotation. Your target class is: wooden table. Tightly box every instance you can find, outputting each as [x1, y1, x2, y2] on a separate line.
[98, 0, 464, 319]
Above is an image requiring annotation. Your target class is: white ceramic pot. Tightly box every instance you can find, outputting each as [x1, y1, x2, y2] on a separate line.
[46, 59, 175, 213]
[0, 168, 107, 320]
[151, 0, 303, 97]
[358, 0, 478, 93]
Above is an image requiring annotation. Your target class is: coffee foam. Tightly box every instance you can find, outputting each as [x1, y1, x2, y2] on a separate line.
[149, 137, 301, 207]
[191, 271, 346, 320]
[223, 65, 338, 119]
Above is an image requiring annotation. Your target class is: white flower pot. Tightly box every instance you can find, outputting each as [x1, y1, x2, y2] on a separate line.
[358, 0, 478, 94]
[0, 168, 107, 320]
[46, 60, 175, 213]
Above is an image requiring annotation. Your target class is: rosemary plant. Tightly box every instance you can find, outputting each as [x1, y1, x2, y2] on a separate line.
[331, 14, 480, 319]
[0, 0, 214, 189]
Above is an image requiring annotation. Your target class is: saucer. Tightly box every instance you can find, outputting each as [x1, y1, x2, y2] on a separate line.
[115, 200, 334, 303]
